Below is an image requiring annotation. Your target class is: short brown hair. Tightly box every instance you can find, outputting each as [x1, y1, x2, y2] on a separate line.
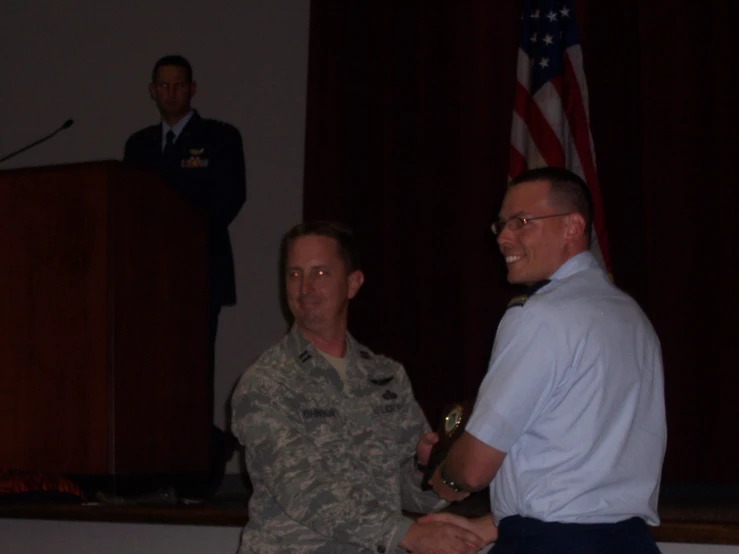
[151, 55, 193, 83]
[281, 221, 361, 273]
[511, 166, 594, 246]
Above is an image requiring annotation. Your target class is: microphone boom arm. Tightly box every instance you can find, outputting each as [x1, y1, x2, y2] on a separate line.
[0, 119, 75, 164]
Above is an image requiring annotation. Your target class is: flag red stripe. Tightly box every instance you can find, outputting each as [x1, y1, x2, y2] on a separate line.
[513, 80, 565, 167]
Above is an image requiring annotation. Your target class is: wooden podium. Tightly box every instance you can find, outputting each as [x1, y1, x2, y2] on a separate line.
[0, 161, 209, 476]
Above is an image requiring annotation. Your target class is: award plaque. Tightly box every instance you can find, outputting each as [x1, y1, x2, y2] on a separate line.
[422, 400, 473, 490]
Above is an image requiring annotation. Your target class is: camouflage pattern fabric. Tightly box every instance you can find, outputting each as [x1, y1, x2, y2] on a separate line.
[231, 326, 446, 553]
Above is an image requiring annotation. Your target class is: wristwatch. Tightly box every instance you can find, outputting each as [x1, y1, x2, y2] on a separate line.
[440, 465, 464, 492]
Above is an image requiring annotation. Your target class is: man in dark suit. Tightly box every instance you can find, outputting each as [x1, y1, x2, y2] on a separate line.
[124, 54, 246, 500]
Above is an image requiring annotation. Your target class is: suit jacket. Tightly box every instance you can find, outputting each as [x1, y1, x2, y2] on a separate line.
[124, 110, 246, 306]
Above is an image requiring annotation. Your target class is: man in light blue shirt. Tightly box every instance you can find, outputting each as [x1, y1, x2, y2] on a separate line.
[430, 167, 666, 553]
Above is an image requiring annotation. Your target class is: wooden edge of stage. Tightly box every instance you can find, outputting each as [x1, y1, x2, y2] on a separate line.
[0, 501, 249, 528]
[1, 502, 738, 545]
[651, 519, 739, 545]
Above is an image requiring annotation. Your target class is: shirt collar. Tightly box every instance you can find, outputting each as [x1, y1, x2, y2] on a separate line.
[549, 251, 599, 282]
[161, 109, 195, 145]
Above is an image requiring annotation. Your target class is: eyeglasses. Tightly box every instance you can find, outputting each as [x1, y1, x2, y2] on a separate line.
[491, 212, 572, 235]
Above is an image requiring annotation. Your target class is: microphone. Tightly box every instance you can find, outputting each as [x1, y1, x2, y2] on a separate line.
[0, 118, 75, 164]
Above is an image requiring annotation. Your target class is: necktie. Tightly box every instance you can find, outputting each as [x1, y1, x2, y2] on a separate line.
[163, 130, 175, 157]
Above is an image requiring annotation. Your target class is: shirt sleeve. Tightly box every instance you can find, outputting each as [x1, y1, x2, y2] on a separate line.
[231, 368, 411, 554]
[466, 307, 562, 453]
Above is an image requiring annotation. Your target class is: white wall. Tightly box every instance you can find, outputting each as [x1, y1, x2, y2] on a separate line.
[0, 520, 735, 554]
[0, 0, 309, 476]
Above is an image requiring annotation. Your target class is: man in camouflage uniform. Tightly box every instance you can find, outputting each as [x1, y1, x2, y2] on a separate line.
[231, 221, 489, 553]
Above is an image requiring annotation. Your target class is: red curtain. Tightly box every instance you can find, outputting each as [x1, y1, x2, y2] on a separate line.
[304, 0, 739, 485]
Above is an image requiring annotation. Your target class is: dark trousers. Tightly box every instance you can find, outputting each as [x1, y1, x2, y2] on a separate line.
[101, 302, 233, 501]
[175, 302, 235, 499]
[208, 302, 237, 467]
[206, 303, 238, 488]
[493, 516, 661, 554]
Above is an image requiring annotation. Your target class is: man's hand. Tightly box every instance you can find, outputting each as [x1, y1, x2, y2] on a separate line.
[416, 431, 439, 468]
[399, 520, 486, 554]
[417, 512, 497, 545]
[431, 466, 470, 502]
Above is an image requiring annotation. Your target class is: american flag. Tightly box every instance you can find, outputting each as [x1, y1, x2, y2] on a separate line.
[508, 0, 610, 271]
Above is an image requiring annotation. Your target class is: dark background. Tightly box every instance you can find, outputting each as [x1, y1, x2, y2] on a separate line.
[303, 0, 739, 486]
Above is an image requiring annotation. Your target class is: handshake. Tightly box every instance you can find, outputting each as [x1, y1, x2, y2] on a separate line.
[403, 400, 497, 553]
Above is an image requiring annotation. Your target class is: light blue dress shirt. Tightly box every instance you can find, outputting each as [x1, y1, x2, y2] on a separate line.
[161, 109, 194, 151]
[466, 251, 666, 526]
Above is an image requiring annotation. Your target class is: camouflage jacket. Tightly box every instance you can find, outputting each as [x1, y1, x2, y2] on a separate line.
[231, 326, 446, 553]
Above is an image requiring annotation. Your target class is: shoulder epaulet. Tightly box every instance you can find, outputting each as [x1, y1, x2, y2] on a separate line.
[506, 279, 551, 310]
[507, 294, 529, 309]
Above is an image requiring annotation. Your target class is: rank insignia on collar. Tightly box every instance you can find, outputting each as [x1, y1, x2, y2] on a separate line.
[299, 351, 312, 363]
[507, 294, 528, 309]
[506, 279, 551, 309]
[369, 376, 393, 386]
